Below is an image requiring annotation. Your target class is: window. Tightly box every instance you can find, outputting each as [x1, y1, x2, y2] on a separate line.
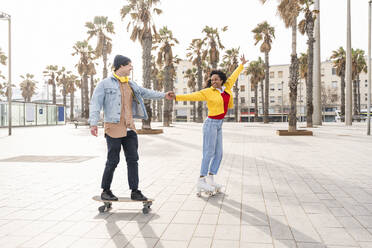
[332, 68, 337, 75]
[183, 78, 187, 84]
[174, 78, 178, 84]
[241, 97, 245, 104]
[183, 88, 187, 94]
[278, 96, 282, 102]
[332, 81, 338, 88]
[270, 96, 275, 103]
[278, 71, 283, 78]
[183, 101, 187, 105]
[278, 83, 283, 90]
[259, 97, 262, 103]
[241, 108, 248, 113]
[270, 84, 275, 91]
[270, 71, 274, 78]
[251, 97, 255, 104]
[251, 85, 255, 91]
[240, 85, 245, 92]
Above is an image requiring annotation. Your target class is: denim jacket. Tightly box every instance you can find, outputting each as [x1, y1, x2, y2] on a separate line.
[89, 75, 165, 126]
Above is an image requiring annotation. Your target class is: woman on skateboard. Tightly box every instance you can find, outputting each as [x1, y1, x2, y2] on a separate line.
[171, 55, 248, 195]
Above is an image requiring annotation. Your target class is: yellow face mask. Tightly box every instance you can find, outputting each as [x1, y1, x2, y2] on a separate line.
[113, 73, 129, 83]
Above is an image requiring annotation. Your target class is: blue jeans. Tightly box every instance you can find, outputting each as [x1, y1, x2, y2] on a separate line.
[200, 118, 223, 176]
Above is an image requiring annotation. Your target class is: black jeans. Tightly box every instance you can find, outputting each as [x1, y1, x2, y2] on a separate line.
[101, 131, 139, 190]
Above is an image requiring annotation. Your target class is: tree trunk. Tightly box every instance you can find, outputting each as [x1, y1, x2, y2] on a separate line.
[83, 74, 89, 119]
[353, 79, 358, 116]
[264, 51, 270, 123]
[357, 77, 361, 115]
[234, 79, 239, 122]
[103, 36, 108, 79]
[340, 71, 346, 120]
[163, 65, 172, 127]
[193, 102, 196, 122]
[196, 57, 203, 122]
[289, 18, 299, 132]
[152, 100, 157, 121]
[260, 80, 264, 121]
[306, 13, 315, 128]
[254, 85, 258, 122]
[52, 82, 56, 104]
[157, 99, 163, 122]
[141, 33, 153, 129]
[70, 90, 74, 120]
[80, 80, 84, 118]
[90, 75, 94, 100]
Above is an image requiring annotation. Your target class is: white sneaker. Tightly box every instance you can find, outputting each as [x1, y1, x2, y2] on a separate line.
[206, 174, 222, 193]
[197, 177, 215, 196]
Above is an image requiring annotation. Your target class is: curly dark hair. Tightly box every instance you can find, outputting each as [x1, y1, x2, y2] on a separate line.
[205, 70, 227, 88]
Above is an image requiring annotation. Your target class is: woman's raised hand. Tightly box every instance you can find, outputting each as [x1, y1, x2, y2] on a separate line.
[240, 55, 248, 65]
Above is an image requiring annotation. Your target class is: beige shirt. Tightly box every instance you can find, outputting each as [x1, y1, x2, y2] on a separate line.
[104, 82, 135, 138]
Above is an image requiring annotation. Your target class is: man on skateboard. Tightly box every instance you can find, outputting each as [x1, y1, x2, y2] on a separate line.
[89, 55, 174, 201]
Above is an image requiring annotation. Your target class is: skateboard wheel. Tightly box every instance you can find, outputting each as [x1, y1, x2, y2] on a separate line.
[98, 205, 106, 213]
[142, 207, 149, 214]
[196, 192, 201, 197]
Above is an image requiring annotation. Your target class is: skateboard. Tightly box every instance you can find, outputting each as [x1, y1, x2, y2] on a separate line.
[92, 196, 154, 214]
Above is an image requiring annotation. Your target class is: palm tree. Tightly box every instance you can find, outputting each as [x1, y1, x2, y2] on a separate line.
[0, 47, 7, 65]
[331, 47, 346, 120]
[246, 59, 265, 122]
[252, 21, 275, 124]
[156, 26, 179, 127]
[87, 62, 97, 100]
[121, 0, 162, 130]
[56, 67, 71, 106]
[184, 68, 198, 122]
[186, 38, 205, 122]
[298, 0, 318, 127]
[86, 16, 114, 79]
[72, 40, 95, 118]
[351, 48, 367, 116]
[20, 73, 37, 102]
[66, 74, 79, 120]
[261, 0, 301, 132]
[43, 65, 58, 104]
[221, 48, 240, 121]
[0, 72, 6, 98]
[299, 52, 308, 122]
[202, 26, 227, 69]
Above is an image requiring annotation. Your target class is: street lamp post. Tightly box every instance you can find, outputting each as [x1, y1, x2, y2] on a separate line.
[0, 11, 11, 136]
[281, 81, 284, 122]
[345, 0, 353, 126]
[368, 1, 371, 135]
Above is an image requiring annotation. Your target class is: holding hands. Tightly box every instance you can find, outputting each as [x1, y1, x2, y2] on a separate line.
[165, 91, 176, 100]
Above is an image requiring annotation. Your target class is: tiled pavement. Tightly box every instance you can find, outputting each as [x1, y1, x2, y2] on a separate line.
[0, 121, 372, 248]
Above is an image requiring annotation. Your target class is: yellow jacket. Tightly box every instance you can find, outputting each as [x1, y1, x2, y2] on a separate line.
[175, 64, 244, 116]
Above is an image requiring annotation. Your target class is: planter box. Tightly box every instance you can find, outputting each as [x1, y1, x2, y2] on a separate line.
[136, 129, 163, 135]
[276, 129, 313, 136]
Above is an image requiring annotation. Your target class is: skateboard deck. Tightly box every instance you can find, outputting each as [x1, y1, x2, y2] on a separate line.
[92, 196, 154, 214]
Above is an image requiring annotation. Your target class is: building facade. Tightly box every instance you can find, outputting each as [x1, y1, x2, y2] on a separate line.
[172, 60, 371, 122]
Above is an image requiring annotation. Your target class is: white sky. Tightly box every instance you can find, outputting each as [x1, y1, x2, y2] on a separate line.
[0, 0, 369, 91]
